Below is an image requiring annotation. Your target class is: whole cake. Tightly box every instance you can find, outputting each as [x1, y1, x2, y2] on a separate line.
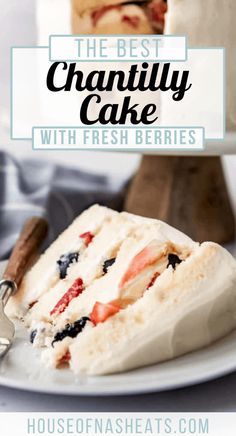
[70, 0, 236, 130]
[71, 0, 167, 35]
[6, 205, 236, 374]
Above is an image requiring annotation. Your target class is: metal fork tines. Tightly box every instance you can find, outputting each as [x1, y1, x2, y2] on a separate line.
[0, 338, 11, 357]
[0, 281, 17, 357]
[0, 217, 48, 358]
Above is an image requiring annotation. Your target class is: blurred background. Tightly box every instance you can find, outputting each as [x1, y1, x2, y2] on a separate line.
[0, 0, 142, 259]
[0, 0, 140, 177]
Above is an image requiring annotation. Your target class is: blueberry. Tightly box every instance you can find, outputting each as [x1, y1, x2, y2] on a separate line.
[103, 258, 116, 274]
[30, 329, 37, 344]
[52, 317, 90, 346]
[167, 253, 182, 270]
[57, 252, 79, 279]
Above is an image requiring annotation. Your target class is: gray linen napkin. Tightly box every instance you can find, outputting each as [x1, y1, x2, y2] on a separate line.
[0, 151, 126, 259]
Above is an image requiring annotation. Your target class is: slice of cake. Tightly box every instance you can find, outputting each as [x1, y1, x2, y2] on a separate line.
[24, 208, 194, 348]
[7, 205, 236, 374]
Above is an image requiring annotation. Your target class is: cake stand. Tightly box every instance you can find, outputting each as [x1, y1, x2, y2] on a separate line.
[124, 153, 235, 244]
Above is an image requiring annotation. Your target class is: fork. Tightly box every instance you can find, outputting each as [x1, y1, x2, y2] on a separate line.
[0, 217, 48, 357]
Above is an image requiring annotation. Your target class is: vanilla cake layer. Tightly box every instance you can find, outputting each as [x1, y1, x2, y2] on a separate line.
[69, 242, 236, 375]
[121, 212, 194, 246]
[6, 205, 116, 319]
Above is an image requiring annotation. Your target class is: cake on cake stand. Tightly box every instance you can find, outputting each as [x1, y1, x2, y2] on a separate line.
[70, 0, 236, 244]
[37, 0, 236, 244]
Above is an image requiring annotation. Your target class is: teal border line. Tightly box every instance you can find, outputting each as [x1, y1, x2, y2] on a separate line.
[32, 125, 205, 152]
[49, 34, 188, 63]
[10, 39, 225, 144]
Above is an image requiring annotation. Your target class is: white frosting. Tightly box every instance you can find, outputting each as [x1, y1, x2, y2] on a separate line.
[30, 321, 52, 348]
[165, 0, 236, 130]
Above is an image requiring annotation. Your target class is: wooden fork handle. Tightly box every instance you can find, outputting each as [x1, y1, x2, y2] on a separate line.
[3, 217, 48, 288]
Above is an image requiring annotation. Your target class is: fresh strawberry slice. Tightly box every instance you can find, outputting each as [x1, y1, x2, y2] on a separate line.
[50, 278, 84, 316]
[80, 231, 94, 247]
[148, 0, 167, 28]
[92, 5, 121, 26]
[60, 351, 71, 363]
[122, 15, 140, 29]
[120, 241, 161, 289]
[147, 271, 160, 290]
[90, 301, 120, 325]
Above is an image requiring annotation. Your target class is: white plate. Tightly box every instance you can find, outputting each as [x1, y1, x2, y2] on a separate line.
[1, 261, 236, 396]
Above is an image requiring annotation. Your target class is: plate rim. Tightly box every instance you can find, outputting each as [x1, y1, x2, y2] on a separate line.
[1, 260, 236, 396]
[1, 349, 236, 396]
